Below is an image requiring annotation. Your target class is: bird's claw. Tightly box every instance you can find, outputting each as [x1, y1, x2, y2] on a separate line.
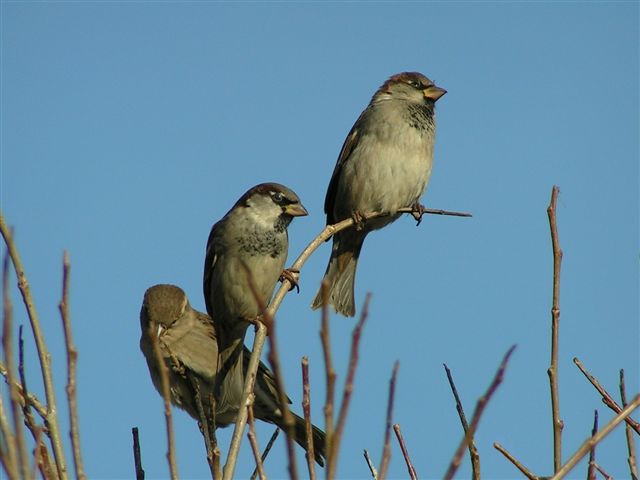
[351, 211, 366, 231]
[411, 203, 426, 226]
[280, 268, 300, 293]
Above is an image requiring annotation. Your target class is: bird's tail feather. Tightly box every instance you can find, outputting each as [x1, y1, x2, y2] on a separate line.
[311, 233, 364, 317]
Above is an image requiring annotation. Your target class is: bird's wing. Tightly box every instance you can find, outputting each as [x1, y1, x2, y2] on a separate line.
[203, 219, 223, 318]
[163, 312, 218, 382]
[324, 118, 363, 224]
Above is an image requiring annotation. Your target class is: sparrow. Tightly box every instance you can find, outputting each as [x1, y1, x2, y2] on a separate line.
[311, 72, 446, 316]
[203, 182, 308, 343]
[140, 284, 326, 465]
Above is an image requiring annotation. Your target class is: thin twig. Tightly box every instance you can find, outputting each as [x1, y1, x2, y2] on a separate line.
[58, 252, 86, 480]
[3, 246, 30, 480]
[620, 369, 638, 480]
[250, 429, 279, 480]
[0, 360, 48, 419]
[378, 362, 399, 480]
[223, 206, 469, 479]
[301, 356, 317, 480]
[547, 185, 564, 473]
[363, 449, 379, 479]
[246, 397, 267, 480]
[148, 325, 179, 480]
[573, 358, 640, 434]
[393, 424, 417, 479]
[549, 394, 640, 480]
[443, 345, 516, 480]
[264, 311, 298, 480]
[34, 425, 56, 480]
[590, 461, 613, 480]
[444, 363, 480, 479]
[493, 443, 538, 480]
[223, 323, 265, 480]
[319, 279, 336, 477]
[0, 384, 19, 479]
[587, 410, 598, 480]
[0, 213, 68, 479]
[330, 295, 371, 479]
[131, 427, 145, 480]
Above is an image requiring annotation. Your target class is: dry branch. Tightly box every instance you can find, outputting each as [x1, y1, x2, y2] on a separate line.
[0, 213, 68, 479]
[301, 356, 317, 480]
[363, 449, 378, 479]
[378, 361, 399, 480]
[319, 280, 336, 477]
[250, 428, 279, 480]
[3, 246, 30, 479]
[330, 295, 371, 479]
[443, 345, 516, 480]
[587, 410, 598, 480]
[58, 252, 86, 480]
[549, 395, 640, 480]
[493, 443, 537, 480]
[393, 424, 417, 480]
[620, 369, 638, 480]
[573, 358, 640, 434]
[547, 185, 564, 473]
[444, 363, 480, 479]
[246, 398, 267, 480]
[148, 325, 179, 480]
[131, 427, 145, 480]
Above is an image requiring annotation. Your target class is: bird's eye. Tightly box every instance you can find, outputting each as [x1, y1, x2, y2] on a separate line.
[271, 191, 285, 203]
[409, 80, 421, 89]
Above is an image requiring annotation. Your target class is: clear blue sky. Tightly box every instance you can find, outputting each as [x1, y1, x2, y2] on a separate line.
[2, 2, 638, 479]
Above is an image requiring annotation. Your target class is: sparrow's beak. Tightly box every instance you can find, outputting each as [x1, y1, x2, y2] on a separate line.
[423, 84, 447, 101]
[284, 203, 309, 217]
[156, 324, 164, 338]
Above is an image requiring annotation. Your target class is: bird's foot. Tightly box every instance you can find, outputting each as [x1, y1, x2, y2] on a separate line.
[411, 203, 427, 226]
[280, 268, 300, 293]
[352, 210, 366, 231]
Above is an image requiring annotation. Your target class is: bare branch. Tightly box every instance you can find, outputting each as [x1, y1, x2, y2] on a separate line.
[493, 443, 538, 480]
[363, 449, 378, 479]
[3, 245, 30, 479]
[301, 356, 317, 480]
[443, 345, 516, 480]
[587, 410, 598, 480]
[0, 360, 48, 419]
[319, 279, 336, 477]
[0, 213, 68, 479]
[549, 394, 640, 480]
[547, 185, 564, 473]
[250, 429, 279, 480]
[148, 325, 179, 480]
[378, 362, 399, 480]
[573, 358, 640, 434]
[246, 396, 267, 480]
[620, 369, 638, 480]
[393, 424, 417, 480]
[444, 363, 480, 479]
[131, 427, 145, 480]
[58, 252, 86, 480]
[590, 461, 613, 480]
[330, 295, 371, 479]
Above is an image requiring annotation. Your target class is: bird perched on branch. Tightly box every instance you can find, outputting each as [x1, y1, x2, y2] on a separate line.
[203, 182, 308, 343]
[311, 72, 446, 316]
[140, 284, 326, 465]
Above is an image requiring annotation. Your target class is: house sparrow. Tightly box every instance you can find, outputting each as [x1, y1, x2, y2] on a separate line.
[311, 72, 446, 316]
[203, 182, 308, 342]
[140, 284, 326, 465]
